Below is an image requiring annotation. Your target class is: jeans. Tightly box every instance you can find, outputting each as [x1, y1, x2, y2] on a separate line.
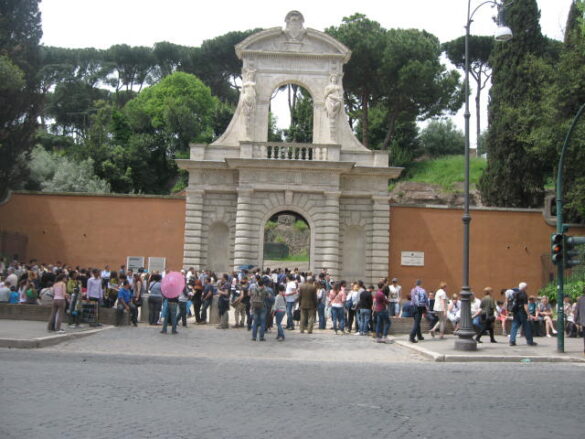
[252, 307, 267, 340]
[178, 302, 189, 327]
[286, 301, 296, 329]
[331, 306, 345, 331]
[162, 301, 178, 333]
[347, 308, 357, 332]
[200, 298, 211, 322]
[116, 303, 135, 326]
[376, 309, 391, 338]
[410, 306, 425, 340]
[192, 297, 202, 322]
[388, 302, 399, 317]
[275, 310, 285, 339]
[148, 296, 162, 325]
[510, 311, 533, 344]
[317, 302, 326, 329]
[48, 299, 66, 331]
[358, 309, 371, 334]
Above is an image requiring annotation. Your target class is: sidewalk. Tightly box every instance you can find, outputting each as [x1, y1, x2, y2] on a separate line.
[0, 320, 111, 348]
[395, 333, 585, 363]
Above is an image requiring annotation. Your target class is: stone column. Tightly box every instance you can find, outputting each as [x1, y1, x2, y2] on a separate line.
[370, 196, 390, 284]
[183, 190, 205, 270]
[319, 191, 341, 279]
[233, 189, 257, 269]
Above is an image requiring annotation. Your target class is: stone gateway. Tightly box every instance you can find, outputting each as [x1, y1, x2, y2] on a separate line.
[177, 11, 402, 283]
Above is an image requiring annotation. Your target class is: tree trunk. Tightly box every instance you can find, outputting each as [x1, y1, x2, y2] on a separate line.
[475, 78, 481, 157]
[382, 113, 398, 151]
[361, 92, 369, 148]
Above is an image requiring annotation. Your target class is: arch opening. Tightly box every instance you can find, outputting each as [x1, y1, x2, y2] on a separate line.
[268, 83, 313, 143]
[263, 210, 311, 272]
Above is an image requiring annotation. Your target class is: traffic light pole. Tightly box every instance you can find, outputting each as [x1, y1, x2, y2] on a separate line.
[555, 103, 585, 354]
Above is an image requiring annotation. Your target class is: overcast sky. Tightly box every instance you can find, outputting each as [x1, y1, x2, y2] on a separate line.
[39, 0, 574, 145]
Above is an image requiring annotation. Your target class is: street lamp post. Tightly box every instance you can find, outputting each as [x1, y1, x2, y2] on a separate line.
[454, 0, 512, 352]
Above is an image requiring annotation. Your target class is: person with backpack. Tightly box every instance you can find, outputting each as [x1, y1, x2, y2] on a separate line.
[409, 279, 428, 343]
[508, 282, 537, 347]
[250, 278, 268, 341]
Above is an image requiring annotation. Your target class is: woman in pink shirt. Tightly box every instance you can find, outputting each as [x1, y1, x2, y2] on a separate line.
[48, 273, 69, 333]
[328, 282, 346, 334]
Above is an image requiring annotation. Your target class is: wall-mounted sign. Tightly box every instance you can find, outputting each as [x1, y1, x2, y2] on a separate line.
[401, 251, 424, 266]
[126, 256, 145, 271]
[148, 257, 166, 273]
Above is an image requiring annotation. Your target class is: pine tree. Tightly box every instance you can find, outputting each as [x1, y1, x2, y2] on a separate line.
[0, 0, 43, 200]
[479, 0, 547, 207]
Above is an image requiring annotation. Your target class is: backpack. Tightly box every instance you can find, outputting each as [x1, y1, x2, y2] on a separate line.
[506, 288, 520, 313]
[252, 287, 268, 310]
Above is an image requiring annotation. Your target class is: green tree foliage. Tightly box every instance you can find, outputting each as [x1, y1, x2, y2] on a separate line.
[327, 16, 462, 150]
[554, 0, 585, 221]
[326, 14, 386, 148]
[124, 71, 217, 152]
[479, 0, 549, 208]
[418, 119, 465, 158]
[282, 86, 313, 143]
[442, 35, 494, 149]
[0, 0, 43, 200]
[25, 145, 110, 193]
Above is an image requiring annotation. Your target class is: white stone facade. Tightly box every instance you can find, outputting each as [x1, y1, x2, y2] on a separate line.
[177, 11, 402, 283]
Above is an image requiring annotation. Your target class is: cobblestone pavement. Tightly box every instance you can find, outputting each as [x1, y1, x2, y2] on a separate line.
[0, 325, 583, 438]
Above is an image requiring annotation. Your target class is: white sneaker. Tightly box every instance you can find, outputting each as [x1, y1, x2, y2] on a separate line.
[56, 329, 66, 334]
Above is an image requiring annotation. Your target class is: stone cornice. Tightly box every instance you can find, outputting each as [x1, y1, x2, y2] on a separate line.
[225, 158, 355, 172]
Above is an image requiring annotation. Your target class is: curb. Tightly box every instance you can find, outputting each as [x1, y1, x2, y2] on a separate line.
[395, 340, 585, 363]
[0, 326, 112, 349]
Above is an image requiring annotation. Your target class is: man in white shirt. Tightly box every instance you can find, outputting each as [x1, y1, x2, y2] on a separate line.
[388, 278, 401, 316]
[430, 282, 448, 338]
[5, 268, 18, 289]
[284, 274, 298, 330]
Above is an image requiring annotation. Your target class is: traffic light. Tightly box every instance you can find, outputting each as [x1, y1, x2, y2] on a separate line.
[551, 233, 564, 266]
[565, 235, 585, 268]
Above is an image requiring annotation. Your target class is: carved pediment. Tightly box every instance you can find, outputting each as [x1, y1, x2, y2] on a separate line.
[235, 12, 350, 61]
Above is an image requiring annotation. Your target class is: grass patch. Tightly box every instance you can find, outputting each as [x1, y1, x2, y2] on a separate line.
[269, 249, 309, 262]
[403, 155, 487, 192]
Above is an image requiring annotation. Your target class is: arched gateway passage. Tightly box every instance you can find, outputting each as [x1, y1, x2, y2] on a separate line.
[177, 11, 402, 284]
[262, 210, 311, 272]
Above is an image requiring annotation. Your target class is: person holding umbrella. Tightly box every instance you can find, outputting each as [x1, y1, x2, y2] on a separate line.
[160, 271, 185, 335]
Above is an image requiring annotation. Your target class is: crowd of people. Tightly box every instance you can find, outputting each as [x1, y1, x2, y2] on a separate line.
[1, 258, 585, 352]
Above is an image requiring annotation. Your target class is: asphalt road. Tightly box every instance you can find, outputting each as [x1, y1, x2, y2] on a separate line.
[1, 327, 583, 439]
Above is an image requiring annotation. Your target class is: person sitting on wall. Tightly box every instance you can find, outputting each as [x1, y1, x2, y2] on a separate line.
[447, 295, 461, 332]
[0, 281, 10, 302]
[116, 280, 137, 327]
[9, 286, 20, 304]
[537, 296, 557, 338]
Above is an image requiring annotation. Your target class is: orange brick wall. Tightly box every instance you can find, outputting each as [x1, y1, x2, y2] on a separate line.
[389, 205, 555, 298]
[0, 192, 185, 270]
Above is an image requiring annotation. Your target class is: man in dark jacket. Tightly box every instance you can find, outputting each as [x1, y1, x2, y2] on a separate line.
[298, 277, 318, 334]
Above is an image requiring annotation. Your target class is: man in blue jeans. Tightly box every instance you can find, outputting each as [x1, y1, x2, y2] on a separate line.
[509, 282, 537, 346]
[409, 279, 428, 343]
[251, 279, 268, 341]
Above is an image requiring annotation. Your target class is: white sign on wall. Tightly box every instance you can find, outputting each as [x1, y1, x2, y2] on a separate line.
[401, 251, 425, 267]
[126, 256, 145, 271]
[148, 257, 166, 273]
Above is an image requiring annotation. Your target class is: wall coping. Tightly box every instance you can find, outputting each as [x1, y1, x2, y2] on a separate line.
[390, 203, 544, 214]
[9, 190, 186, 201]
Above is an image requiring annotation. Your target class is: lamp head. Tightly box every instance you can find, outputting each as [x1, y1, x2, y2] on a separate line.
[495, 25, 513, 41]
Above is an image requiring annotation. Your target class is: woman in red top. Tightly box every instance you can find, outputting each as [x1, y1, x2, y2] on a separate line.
[374, 282, 391, 343]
